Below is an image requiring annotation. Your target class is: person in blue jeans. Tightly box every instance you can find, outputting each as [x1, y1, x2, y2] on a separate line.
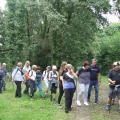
[88, 58, 101, 103]
[36, 66, 43, 97]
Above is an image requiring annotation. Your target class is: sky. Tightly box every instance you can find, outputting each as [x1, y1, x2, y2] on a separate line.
[0, 0, 120, 23]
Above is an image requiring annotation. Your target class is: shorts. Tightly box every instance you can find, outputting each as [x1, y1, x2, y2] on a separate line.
[109, 86, 120, 100]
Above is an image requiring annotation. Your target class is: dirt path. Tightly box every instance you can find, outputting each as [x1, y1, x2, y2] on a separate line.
[66, 85, 112, 120]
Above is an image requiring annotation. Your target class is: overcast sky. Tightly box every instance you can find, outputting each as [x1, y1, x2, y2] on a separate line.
[0, 0, 120, 23]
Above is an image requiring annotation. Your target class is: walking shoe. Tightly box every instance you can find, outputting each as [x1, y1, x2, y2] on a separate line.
[105, 104, 110, 111]
[84, 102, 89, 106]
[65, 109, 69, 113]
[77, 100, 81, 106]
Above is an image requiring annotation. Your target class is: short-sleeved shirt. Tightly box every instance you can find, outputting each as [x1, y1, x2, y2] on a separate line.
[63, 72, 75, 89]
[36, 71, 42, 82]
[77, 68, 91, 84]
[108, 70, 120, 88]
[90, 65, 100, 81]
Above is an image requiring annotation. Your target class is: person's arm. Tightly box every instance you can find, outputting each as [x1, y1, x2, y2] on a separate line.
[48, 71, 52, 81]
[108, 71, 116, 85]
[71, 69, 78, 78]
[57, 72, 59, 81]
[108, 78, 116, 85]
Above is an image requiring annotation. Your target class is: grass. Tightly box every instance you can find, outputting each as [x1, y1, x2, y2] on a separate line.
[0, 76, 120, 120]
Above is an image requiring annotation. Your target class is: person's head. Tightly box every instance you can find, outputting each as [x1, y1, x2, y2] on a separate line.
[17, 62, 23, 69]
[25, 60, 30, 67]
[83, 61, 89, 69]
[92, 58, 97, 66]
[46, 66, 51, 71]
[60, 61, 67, 70]
[37, 65, 41, 71]
[2, 63, 6, 68]
[112, 61, 120, 71]
[66, 64, 73, 73]
[52, 65, 57, 72]
[32, 65, 37, 71]
[112, 62, 118, 68]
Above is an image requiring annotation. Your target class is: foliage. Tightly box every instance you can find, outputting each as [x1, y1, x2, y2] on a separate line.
[91, 23, 120, 74]
[0, 0, 110, 69]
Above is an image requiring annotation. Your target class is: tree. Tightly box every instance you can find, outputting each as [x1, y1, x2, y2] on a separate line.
[2, 0, 110, 68]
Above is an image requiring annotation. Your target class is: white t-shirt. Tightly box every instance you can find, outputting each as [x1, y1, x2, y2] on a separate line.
[23, 66, 31, 74]
[42, 70, 50, 80]
[29, 70, 36, 81]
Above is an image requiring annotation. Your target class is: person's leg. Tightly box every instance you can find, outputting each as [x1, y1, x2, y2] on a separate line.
[44, 79, 48, 95]
[32, 81, 36, 97]
[17, 81, 22, 97]
[2, 77, 6, 91]
[64, 89, 70, 113]
[24, 81, 29, 94]
[77, 84, 84, 106]
[94, 81, 99, 103]
[88, 81, 93, 102]
[29, 80, 33, 97]
[84, 84, 89, 105]
[58, 83, 64, 105]
[105, 87, 113, 111]
[0, 80, 2, 93]
[15, 81, 18, 97]
[69, 89, 75, 110]
[38, 81, 43, 97]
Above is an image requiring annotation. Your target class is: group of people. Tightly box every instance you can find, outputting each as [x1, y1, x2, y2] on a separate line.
[12, 61, 59, 99]
[0, 59, 120, 113]
[0, 63, 7, 93]
[11, 59, 102, 113]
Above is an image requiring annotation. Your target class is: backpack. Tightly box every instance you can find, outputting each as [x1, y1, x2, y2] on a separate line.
[24, 70, 33, 80]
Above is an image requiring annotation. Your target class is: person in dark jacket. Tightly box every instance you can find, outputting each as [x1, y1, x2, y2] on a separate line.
[105, 62, 120, 112]
[63, 64, 77, 113]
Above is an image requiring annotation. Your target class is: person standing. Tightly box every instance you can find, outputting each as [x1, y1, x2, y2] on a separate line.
[42, 66, 51, 95]
[29, 65, 37, 98]
[23, 61, 31, 94]
[2, 63, 7, 91]
[12, 62, 24, 97]
[36, 66, 43, 97]
[63, 64, 77, 113]
[0, 64, 4, 93]
[58, 61, 67, 106]
[88, 58, 101, 104]
[49, 65, 59, 101]
[105, 62, 120, 112]
[77, 61, 91, 106]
